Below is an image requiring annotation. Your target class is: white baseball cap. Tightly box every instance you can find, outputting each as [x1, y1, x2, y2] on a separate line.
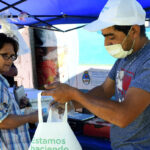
[84, 0, 146, 32]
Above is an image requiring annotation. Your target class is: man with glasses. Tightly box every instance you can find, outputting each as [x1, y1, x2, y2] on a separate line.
[0, 33, 38, 150]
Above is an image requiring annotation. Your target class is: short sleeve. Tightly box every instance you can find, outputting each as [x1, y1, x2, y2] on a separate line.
[130, 59, 150, 93]
[0, 83, 11, 123]
[108, 59, 120, 81]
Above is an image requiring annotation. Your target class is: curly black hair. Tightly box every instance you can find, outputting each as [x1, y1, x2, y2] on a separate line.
[0, 33, 19, 55]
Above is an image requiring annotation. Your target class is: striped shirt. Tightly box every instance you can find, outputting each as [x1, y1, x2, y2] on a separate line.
[0, 75, 31, 150]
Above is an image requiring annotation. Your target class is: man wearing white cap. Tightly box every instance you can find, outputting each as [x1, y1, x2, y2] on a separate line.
[42, 0, 150, 149]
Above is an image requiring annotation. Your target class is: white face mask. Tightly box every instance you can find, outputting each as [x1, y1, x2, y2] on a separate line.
[105, 28, 134, 58]
[105, 44, 133, 58]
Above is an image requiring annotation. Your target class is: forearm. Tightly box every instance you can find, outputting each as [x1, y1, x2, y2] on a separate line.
[72, 89, 126, 127]
[0, 114, 31, 129]
[87, 85, 108, 99]
[87, 78, 115, 99]
[73, 85, 110, 109]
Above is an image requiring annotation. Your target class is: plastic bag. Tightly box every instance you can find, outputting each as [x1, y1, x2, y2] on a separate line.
[28, 92, 82, 150]
[49, 101, 75, 122]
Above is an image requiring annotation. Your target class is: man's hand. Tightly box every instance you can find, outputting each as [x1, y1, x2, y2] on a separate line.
[42, 82, 76, 103]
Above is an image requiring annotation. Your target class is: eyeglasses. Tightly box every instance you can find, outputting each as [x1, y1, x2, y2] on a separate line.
[0, 53, 17, 61]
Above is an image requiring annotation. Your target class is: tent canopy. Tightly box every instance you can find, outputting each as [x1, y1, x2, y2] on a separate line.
[0, 0, 150, 32]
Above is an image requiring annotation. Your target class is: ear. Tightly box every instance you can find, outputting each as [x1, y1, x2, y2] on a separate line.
[131, 25, 140, 38]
